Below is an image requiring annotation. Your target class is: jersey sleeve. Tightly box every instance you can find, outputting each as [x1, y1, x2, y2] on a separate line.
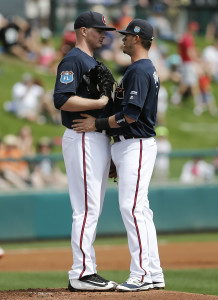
[53, 57, 82, 109]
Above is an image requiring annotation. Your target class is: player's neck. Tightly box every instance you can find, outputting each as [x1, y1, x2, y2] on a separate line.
[75, 42, 94, 57]
[131, 53, 149, 63]
[131, 47, 149, 63]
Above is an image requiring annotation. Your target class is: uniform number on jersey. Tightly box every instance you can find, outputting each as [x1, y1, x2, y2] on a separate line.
[153, 71, 159, 91]
[60, 71, 74, 84]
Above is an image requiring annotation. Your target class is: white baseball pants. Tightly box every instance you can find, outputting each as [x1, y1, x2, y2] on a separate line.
[111, 137, 164, 283]
[62, 128, 111, 279]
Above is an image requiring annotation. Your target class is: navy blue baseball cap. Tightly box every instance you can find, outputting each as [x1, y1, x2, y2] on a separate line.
[74, 11, 116, 31]
[117, 19, 154, 40]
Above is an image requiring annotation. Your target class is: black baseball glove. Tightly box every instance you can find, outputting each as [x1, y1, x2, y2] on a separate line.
[83, 62, 115, 99]
[109, 159, 118, 182]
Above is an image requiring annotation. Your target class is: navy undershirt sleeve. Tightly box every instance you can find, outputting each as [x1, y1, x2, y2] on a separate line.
[53, 92, 73, 109]
[123, 104, 141, 121]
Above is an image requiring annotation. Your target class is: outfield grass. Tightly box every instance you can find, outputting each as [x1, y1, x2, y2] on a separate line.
[0, 269, 218, 295]
[1, 232, 218, 250]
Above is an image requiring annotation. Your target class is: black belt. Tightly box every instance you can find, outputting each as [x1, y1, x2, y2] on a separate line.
[113, 135, 136, 142]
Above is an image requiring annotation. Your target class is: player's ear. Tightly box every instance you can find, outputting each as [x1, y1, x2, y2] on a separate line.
[135, 35, 141, 43]
[80, 27, 87, 37]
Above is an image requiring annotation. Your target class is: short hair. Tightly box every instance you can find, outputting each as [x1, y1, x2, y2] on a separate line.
[140, 38, 152, 50]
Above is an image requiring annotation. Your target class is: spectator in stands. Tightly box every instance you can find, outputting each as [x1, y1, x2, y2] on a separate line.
[147, 3, 176, 42]
[0, 134, 31, 189]
[157, 83, 168, 125]
[153, 126, 171, 181]
[170, 21, 201, 113]
[149, 41, 170, 82]
[37, 27, 56, 73]
[166, 53, 182, 84]
[17, 125, 35, 157]
[4, 73, 45, 123]
[113, 35, 131, 76]
[24, 0, 51, 28]
[135, 0, 149, 19]
[31, 137, 67, 188]
[205, 10, 218, 42]
[0, 14, 38, 62]
[40, 90, 62, 124]
[180, 156, 215, 184]
[201, 39, 218, 82]
[114, 4, 134, 30]
[59, 22, 76, 57]
[194, 65, 218, 116]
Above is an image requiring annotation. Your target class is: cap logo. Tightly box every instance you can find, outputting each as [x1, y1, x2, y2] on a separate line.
[102, 16, 106, 24]
[134, 26, 141, 33]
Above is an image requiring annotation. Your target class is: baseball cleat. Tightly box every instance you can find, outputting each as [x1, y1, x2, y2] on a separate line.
[116, 277, 153, 292]
[152, 281, 165, 289]
[94, 273, 118, 287]
[68, 273, 117, 291]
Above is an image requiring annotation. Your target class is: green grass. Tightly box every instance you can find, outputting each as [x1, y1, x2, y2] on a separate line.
[0, 269, 218, 295]
[164, 269, 218, 296]
[1, 232, 218, 250]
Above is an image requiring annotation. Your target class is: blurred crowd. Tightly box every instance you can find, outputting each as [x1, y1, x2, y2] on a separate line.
[0, 126, 67, 190]
[3, 72, 61, 124]
[0, 1, 218, 186]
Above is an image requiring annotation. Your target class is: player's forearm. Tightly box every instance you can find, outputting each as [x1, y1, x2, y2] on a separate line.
[108, 115, 134, 128]
[95, 114, 135, 130]
[60, 95, 108, 112]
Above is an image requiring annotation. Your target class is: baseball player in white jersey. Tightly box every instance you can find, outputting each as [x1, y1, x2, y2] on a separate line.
[73, 19, 165, 292]
[54, 11, 117, 291]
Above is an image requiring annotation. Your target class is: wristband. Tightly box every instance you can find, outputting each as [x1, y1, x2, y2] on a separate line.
[115, 112, 128, 127]
[95, 118, 110, 130]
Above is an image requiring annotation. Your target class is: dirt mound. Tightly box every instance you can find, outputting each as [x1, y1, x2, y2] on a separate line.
[0, 288, 218, 300]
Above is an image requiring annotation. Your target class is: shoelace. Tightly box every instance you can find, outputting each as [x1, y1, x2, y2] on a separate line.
[125, 277, 143, 286]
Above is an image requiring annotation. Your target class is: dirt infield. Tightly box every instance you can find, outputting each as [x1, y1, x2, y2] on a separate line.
[1, 241, 218, 299]
[1, 241, 218, 271]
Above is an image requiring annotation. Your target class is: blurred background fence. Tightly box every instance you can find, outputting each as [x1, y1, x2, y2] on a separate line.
[0, 149, 218, 242]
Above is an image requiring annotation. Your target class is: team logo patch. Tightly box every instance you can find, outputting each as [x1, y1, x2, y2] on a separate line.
[102, 16, 106, 24]
[116, 81, 124, 99]
[134, 26, 141, 33]
[60, 71, 74, 84]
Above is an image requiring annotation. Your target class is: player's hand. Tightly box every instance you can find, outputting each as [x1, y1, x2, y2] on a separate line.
[97, 95, 109, 108]
[72, 114, 96, 133]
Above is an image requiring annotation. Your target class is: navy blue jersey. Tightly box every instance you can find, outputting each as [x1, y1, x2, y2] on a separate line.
[54, 47, 113, 129]
[110, 59, 160, 138]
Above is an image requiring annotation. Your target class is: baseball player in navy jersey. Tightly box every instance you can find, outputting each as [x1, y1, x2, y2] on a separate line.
[53, 11, 117, 291]
[72, 19, 165, 292]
